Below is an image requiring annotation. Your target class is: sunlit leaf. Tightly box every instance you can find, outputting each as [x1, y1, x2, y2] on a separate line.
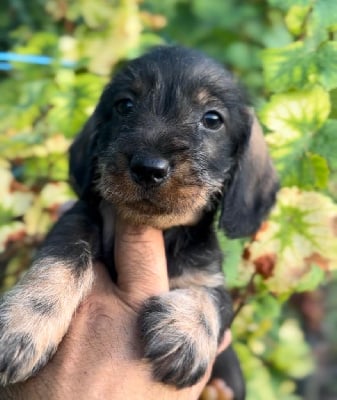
[285, 5, 310, 36]
[235, 337, 303, 400]
[262, 42, 317, 92]
[80, 0, 142, 75]
[236, 343, 278, 400]
[48, 73, 104, 137]
[312, 119, 337, 171]
[316, 41, 337, 90]
[241, 188, 337, 295]
[218, 233, 245, 287]
[310, 0, 337, 33]
[39, 182, 74, 208]
[295, 264, 325, 291]
[14, 31, 59, 58]
[261, 86, 330, 135]
[330, 89, 337, 119]
[269, 319, 314, 378]
[24, 154, 69, 183]
[262, 86, 330, 179]
[283, 152, 330, 189]
[267, 0, 311, 12]
[24, 197, 53, 236]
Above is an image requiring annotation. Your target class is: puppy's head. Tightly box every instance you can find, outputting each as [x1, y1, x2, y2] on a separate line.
[70, 46, 278, 236]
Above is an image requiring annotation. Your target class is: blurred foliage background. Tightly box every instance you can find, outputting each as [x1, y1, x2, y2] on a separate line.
[1, 0, 337, 399]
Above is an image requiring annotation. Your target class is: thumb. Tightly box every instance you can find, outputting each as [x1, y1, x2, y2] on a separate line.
[114, 217, 169, 306]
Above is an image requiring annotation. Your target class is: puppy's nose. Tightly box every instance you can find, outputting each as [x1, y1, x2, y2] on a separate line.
[130, 155, 170, 187]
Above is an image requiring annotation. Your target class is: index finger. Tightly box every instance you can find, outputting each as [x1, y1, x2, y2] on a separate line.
[114, 217, 169, 306]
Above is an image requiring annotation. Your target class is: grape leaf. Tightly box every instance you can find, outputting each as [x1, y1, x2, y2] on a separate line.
[261, 86, 330, 179]
[262, 86, 330, 135]
[269, 319, 314, 378]
[285, 5, 311, 36]
[48, 72, 104, 137]
[330, 89, 337, 119]
[295, 264, 325, 292]
[310, 0, 337, 33]
[312, 119, 337, 170]
[218, 233, 245, 287]
[240, 188, 337, 295]
[267, 0, 311, 12]
[262, 42, 317, 92]
[316, 41, 337, 90]
[283, 152, 329, 189]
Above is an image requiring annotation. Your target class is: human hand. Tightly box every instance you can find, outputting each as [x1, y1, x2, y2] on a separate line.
[1, 218, 231, 400]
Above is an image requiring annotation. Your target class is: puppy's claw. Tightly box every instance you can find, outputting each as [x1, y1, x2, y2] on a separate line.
[138, 290, 219, 388]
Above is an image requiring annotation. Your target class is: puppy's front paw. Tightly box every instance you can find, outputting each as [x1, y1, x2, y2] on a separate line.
[0, 297, 59, 385]
[138, 289, 220, 388]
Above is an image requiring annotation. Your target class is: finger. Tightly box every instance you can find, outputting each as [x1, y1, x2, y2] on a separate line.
[114, 217, 169, 305]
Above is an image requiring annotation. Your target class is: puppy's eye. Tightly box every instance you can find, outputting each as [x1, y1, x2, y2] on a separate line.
[115, 99, 134, 115]
[201, 111, 224, 130]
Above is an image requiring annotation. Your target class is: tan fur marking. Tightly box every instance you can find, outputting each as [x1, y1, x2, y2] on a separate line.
[169, 270, 224, 290]
[195, 89, 212, 104]
[97, 158, 214, 229]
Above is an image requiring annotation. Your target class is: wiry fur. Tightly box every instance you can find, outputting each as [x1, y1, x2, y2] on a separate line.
[0, 46, 278, 399]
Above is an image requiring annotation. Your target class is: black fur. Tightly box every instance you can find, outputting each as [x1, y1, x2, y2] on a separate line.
[0, 46, 278, 398]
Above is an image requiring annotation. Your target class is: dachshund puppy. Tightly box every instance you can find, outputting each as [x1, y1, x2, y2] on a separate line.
[0, 46, 278, 398]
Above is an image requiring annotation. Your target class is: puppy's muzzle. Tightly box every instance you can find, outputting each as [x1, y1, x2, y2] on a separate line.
[130, 154, 170, 188]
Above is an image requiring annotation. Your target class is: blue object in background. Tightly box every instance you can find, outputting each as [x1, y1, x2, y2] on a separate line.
[0, 52, 76, 70]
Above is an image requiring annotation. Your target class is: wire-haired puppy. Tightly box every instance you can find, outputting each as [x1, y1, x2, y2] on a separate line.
[0, 46, 278, 399]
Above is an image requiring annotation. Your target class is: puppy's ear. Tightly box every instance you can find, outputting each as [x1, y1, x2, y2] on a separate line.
[219, 112, 279, 238]
[69, 114, 98, 198]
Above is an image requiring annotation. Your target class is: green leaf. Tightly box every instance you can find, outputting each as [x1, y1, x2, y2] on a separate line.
[311, 0, 337, 33]
[273, 204, 319, 252]
[235, 342, 277, 400]
[14, 31, 59, 58]
[48, 72, 104, 137]
[312, 119, 337, 170]
[23, 154, 69, 184]
[235, 338, 302, 400]
[296, 264, 325, 292]
[283, 152, 330, 189]
[267, 0, 311, 12]
[39, 182, 74, 208]
[330, 89, 337, 119]
[262, 86, 330, 134]
[0, 205, 15, 226]
[316, 41, 337, 90]
[261, 86, 330, 178]
[193, 0, 235, 27]
[270, 319, 314, 378]
[218, 233, 245, 287]
[0, 79, 56, 132]
[241, 188, 337, 295]
[263, 40, 337, 92]
[285, 5, 311, 36]
[262, 42, 317, 92]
